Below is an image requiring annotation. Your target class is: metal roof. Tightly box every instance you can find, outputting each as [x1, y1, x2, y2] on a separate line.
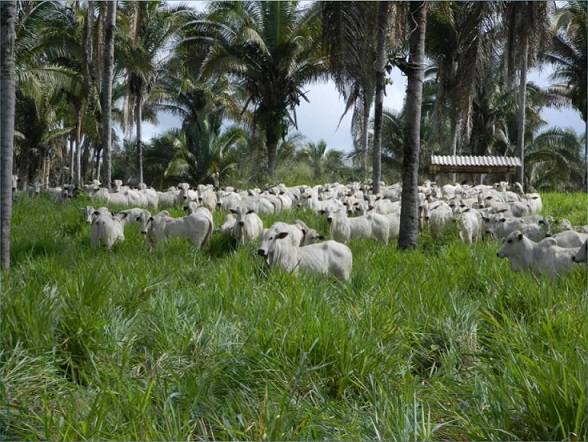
[431, 155, 521, 167]
[430, 155, 521, 174]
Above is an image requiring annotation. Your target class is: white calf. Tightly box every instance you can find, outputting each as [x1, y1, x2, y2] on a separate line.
[260, 231, 352, 282]
[455, 208, 482, 244]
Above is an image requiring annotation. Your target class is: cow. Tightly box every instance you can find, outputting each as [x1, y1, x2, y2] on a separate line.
[497, 231, 579, 279]
[258, 231, 352, 282]
[230, 206, 264, 245]
[572, 239, 587, 263]
[82, 206, 110, 224]
[140, 208, 213, 250]
[324, 206, 390, 245]
[91, 213, 125, 251]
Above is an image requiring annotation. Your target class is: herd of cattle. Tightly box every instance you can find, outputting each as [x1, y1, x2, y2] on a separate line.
[12, 174, 588, 281]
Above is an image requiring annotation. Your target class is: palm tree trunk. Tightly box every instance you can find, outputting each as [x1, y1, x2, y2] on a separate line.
[516, 36, 528, 188]
[362, 97, 370, 182]
[371, 1, 390, 196]
[1, 0, 16, 270]
[135, 93, 144, 184]
[450, 116, 460, 183]
[101, 0, 116, 190]
[266, 126, 278, 182]
[398, 1, 427, 250]
[75, 103, 83, 187]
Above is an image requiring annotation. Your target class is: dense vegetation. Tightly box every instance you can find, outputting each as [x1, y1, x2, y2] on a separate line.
[1, 191, 586, 440]
[8, 1, 587, 191]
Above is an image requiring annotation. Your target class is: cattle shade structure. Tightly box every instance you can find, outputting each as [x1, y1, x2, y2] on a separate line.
[430, 155, 521, 175]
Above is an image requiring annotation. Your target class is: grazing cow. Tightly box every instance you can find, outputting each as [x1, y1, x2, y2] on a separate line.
[141, 207, 213, 250]
[230, 206, 264, 245]
[572, 239, 587, 263]
[91, 213, 125, 251]
[258, 231, 352, 282]
[217, 213, 237, 236]
[424, 201, 454, 239]
[324, 206, 390, 245]
[497, 231, 578, 279]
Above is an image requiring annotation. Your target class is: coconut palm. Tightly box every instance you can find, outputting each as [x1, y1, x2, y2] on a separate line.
[118, 1, 193, 184]
[1, 0, 16, 270]
[397, 1, 427, 250]
[501, 1, 553, 187]
[190, 1, 327, 181]
[301, 139, 328, 181]
[526, 127, 585, 191]
[545, 0, 587, 123]
[101, 0, 117, 189]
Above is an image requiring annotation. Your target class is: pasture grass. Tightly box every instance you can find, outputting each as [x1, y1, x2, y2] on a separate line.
[1, 192, 586, 440]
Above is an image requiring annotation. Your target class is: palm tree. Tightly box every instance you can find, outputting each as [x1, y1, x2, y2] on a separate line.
[101, 0, 117, 190]
[301, 139, 328, 180]
[191, 1, 327, 181]
[545, 0, 587, 123]
[118, 1, 192, 185]
[426, 1, 498, 182]
[1, 0, 16, 270]
[320, 2, 379, 182]
[526, 127, 585, 191]
[396, 1, 427, 250]
[501, 1, 552, 187]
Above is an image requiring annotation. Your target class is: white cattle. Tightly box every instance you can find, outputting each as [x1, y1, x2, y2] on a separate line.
[217, 213, 237, 235]
[216, 190, 242, 212]
[258, 222, 306, 255]
[157, 188, 182, 208]
[497, 231, 579, 279]
[485, 215, 548, 242]
[455, 208, 482, 244]
[259, 231, 352, 282]
[230, 206, 264, 245]
[111, 179, 130, 193]
[324, 206, 389, 245]
[197, 185, 218, 211]
[572, 239, 587, 263]
[241, 196, 276, 215]
[424, 201, 454, 239]
[178, 182, 199, 202]
[141, 208, 213, 250]
[525, 193, 543, 214]
[549, 230, 588, 249]
[91, 213, 125, 251]
[11, 174, 19, 192]
[82, 206, 110, 224]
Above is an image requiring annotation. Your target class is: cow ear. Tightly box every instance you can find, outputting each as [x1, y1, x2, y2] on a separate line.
[230, 209, 237, 214]
[463, 208, 470, 212]
[148, 216, 154, 222]
[301, 228, 307, 236]
[93, 211, 100, 216]
[318, 234, 325, 240]
[276, 231, 289, 239]
[500, 218, 506, 223]
[517, 232, 524, 241]
[319, 210, 325, 215]
[121, 212, 128, 218]
[183, 205, 189, 211]
[246, 209, 255, 214]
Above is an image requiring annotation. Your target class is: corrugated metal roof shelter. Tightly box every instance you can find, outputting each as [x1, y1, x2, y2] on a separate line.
[430, 155, 521, 174]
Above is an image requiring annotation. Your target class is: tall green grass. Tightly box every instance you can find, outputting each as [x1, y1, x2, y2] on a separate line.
[1, 192, 586, 440]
